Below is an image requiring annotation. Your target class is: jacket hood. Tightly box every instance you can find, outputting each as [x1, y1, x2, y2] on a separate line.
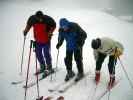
[59, 18, 70, 29]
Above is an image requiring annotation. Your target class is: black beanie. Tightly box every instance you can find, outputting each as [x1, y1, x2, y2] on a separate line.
[35, 11, 43, 17]
[91, 38, 101, 49]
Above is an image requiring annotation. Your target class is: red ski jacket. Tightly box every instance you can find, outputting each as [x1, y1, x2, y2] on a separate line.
[26, 15, 56, 43]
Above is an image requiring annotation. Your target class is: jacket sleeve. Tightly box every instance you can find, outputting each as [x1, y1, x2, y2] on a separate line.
[57, 28, 64, 47]
[45, 15, 56, 33]
[24, 16, 34, 34]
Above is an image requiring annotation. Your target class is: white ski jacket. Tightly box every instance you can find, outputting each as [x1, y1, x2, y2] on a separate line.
[93, 37, 124, 60]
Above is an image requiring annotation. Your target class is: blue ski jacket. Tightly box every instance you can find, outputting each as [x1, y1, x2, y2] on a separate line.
[57, 18, 87, 51]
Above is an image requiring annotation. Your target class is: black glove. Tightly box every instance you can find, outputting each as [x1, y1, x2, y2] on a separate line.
[23, 30, 27, 37]
[48, 33, 53, 40]
[59, 28, 64, 33]
[32, 41, 36, 48]
[56, 43, 60, 49]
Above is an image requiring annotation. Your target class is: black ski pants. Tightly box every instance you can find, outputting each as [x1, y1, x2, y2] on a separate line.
[64, 48, 84, 74]
[96, 52, 117, 75]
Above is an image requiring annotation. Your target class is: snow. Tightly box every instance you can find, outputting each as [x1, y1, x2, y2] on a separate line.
[0, 1, 133, 100]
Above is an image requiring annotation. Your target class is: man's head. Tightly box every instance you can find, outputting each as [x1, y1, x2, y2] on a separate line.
[91, 38, 101, 49]
[59, 18, 70, 30]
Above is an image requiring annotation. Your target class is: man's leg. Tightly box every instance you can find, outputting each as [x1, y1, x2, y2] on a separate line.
[43, 42, 52, 70]
[74, 48, 84, 82]
[35, 43, 46, 74]
[42, 42, 54, 77]
[95, 53, 106, 84]
[108, 55, 117, 87]
[64, 50, 75, 81]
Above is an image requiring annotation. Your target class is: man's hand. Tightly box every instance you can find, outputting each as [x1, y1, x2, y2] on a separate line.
[56, 43, 60, 49]
[23, 30, 27, 36]
[48, 33, 53, 40]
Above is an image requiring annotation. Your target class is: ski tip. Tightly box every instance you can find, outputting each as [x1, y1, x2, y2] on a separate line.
[36, 96, 43, 100]
[57, 96, 64, 100]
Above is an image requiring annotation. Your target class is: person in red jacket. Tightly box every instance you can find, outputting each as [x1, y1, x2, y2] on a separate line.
[23, 11, 56, 77]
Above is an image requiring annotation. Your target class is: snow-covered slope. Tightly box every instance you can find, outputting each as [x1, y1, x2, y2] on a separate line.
[0, 1, 133, 100]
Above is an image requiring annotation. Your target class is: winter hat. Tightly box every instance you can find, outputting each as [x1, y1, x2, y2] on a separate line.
[35, 10, 43, 17]
[59, 18, 70, 29]
[91, 38, 101, 49]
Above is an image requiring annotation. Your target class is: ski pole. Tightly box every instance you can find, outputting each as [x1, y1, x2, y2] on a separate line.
[24, 40, 33, 100]
[35, 52, 43, 100]
[55, 49, 59, 76]
[35, 53, 40, 98]
[50, 49, 59, 81]
[118, 57, 133, 89]
[20, 36, 26, 75]
[56, 49, 59, 69]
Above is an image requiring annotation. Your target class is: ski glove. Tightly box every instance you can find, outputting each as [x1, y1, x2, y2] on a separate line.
[48, 33, 53, 40]
[32, 41, 36, 48]
[23, 30, 27, 36]
[56, 43, 61, 49]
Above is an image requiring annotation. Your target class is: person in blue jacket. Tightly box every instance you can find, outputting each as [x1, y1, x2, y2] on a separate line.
[56, 18, 87, 82]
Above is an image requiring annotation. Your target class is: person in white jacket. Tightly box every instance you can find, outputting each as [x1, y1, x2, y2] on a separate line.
[91, 37, 124, 87]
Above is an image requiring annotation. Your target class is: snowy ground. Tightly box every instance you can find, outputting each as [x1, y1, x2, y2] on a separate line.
[0, 1, 133, 100]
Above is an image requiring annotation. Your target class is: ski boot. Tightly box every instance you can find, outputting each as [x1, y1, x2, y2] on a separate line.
[75, 73, 84, 82]
[108, 75, 115, 89]
[42, 65, 54, 78]
[35, 64, 45, 75]
[95, 71, 100, 85]
[65, 70, 75, 82]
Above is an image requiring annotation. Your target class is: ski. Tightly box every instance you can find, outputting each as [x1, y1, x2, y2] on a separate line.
[48, 81, 66, 92]
[11, 80, 25, 85]
[96, 79, 120, 100]
[48, 75, 76, 92]
[23, 68, 60, 88]
[11, 72, 44, 85]
[58, 71, 91, 93]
